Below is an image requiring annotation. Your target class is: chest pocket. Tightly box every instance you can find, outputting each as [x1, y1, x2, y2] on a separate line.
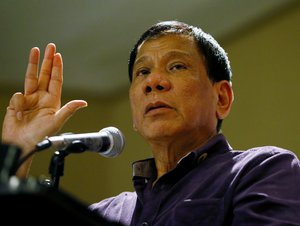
[164, 198, 224, 226]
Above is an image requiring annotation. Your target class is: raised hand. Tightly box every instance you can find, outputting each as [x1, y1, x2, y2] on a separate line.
[1, 43, 87, 177]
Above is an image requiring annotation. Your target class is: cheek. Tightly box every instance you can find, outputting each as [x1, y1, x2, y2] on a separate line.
[129, 88, 142, 124]
[178, 81, 206, 103]
[179, 82, 216, 117]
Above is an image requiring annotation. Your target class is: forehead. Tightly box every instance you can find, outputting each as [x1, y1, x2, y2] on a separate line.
[135, 34, 201, 62]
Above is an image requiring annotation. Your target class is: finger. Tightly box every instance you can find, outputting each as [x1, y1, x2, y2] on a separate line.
[54, 100, 88, 128]
[38, 43, 56, 91]
[48, 53, 63, 97]
[8, 92, 25, 120]
[24, 47, 40, 95]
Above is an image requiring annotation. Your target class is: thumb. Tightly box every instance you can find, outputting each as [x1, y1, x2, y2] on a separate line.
[55, 100, 88, 126]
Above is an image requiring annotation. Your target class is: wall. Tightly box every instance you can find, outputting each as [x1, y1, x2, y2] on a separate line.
[1, 5, 299, 205]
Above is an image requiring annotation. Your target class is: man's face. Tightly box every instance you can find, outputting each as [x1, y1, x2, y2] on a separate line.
[129, 34, 219, 143]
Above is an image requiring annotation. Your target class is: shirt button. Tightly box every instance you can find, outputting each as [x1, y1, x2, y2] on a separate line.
[197, 152, 208, 164]
[141, 222, 149, 226]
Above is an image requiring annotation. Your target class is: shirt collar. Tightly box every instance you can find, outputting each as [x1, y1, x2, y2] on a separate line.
[132, 133, 232, 179]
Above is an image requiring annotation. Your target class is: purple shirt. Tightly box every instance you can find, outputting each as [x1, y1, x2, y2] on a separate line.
[89, 134, 300, 225]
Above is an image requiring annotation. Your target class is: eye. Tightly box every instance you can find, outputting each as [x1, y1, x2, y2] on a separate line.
[136, 68, 150, 77]
[170, 63, 187, 71]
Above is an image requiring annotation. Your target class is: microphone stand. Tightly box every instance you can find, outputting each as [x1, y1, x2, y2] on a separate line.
[48, 150, 69, 189]
[48, 141, 87, 189]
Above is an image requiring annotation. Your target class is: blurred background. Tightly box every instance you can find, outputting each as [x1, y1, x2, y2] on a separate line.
[0, 0, 299, 205]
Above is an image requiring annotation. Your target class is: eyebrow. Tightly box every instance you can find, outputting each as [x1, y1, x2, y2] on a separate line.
[134, 56, 150, 67]
[134, 50, 192, 66]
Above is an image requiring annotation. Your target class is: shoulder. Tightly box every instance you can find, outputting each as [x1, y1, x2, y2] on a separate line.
[234, 145, 299, 164]
[227, 146, 300, 224]
[230, 145, 300, 181]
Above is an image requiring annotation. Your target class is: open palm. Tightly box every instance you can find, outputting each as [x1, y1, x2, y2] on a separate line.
[2, 43, 87, 176]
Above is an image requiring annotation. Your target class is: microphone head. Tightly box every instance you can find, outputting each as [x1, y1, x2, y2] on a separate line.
[98, 127, 125, 158]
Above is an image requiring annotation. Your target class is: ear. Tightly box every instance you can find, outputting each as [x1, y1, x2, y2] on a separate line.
[214, 80, 234, 120]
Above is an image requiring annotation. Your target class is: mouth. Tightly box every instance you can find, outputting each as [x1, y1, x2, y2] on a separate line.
[145, 101, 173, 114]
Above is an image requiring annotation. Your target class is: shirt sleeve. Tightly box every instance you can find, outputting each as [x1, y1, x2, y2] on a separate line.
[232, 147, 300, 225]
[88, 191, 137, 226]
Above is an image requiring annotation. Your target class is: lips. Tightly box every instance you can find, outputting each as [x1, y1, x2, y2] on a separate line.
[145, 101, 173, 114]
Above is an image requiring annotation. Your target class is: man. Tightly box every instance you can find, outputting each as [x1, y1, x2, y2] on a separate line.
[2, 21, 300, 225]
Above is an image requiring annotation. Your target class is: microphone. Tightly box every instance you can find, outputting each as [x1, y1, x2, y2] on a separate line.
[38, 127, 125, 158]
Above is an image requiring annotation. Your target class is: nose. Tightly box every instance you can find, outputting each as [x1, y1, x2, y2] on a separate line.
[143, 72, 171, 94]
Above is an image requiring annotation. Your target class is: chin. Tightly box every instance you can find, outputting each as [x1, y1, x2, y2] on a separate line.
[140, 123, 182, 140]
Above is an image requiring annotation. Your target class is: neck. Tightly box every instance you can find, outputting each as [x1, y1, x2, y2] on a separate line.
[149, 131, 216, 180]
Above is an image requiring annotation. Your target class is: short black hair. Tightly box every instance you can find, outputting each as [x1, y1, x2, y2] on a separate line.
[128, 21, 233, 132]
[128, 20, 232, 83]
